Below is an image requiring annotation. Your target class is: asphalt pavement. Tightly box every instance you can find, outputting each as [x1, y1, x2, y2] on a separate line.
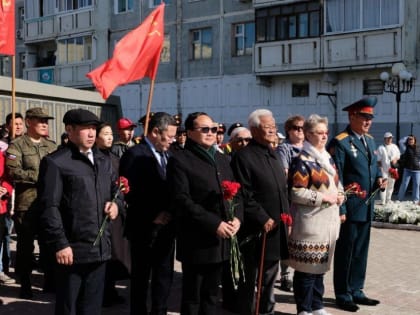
[0, 226, 419, 315]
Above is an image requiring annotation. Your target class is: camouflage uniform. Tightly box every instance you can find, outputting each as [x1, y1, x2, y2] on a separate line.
[6, 134, 56, 295]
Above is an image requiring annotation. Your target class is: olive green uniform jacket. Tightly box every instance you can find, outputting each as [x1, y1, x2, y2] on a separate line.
[6, 135, 57, 211]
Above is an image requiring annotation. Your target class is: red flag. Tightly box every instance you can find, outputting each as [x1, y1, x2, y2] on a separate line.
[87, 3, 165, 99]
[0, 0, 16, 56]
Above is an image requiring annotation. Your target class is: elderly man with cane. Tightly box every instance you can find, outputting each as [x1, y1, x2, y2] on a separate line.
[231, 109, 290, 315]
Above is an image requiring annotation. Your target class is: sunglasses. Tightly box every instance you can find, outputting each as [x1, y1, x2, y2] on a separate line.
[195, 126, 218, 134]
[291, 125, 304, 131]
[236, 137, 252, 143]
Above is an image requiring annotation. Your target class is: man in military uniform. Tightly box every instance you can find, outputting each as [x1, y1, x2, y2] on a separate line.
[328, 97, 386, 312]
[6, 107, 57, 298]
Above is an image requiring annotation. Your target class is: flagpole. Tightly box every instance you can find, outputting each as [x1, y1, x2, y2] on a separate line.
[143, 79, 156, 137]
[11, 54, 16, 139]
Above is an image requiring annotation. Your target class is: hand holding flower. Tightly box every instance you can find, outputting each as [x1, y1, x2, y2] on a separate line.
[337, 193, 345, 206]
[104, 201, 118, 220]
[221, 180, 245, 289]
[228, 217, 241, 234]
[93, 176, 130, 246]
[322, 193, 339, 205]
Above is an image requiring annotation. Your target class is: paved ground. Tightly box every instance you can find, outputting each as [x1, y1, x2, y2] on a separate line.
[0, 226, 419, 315]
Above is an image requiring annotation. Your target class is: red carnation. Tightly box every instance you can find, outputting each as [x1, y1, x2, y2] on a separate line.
[281, 213, 293, 226]
[93, 176, 130, 246]
[221, 180, 241, 201]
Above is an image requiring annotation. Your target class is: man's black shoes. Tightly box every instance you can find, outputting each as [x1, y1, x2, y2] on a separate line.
[336, 300, 360, 312]
[353, 296, 380, 306]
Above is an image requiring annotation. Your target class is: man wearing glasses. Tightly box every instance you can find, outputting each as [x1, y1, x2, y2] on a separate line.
[167, 112, 243, 315]
[328, 97, 386, 312]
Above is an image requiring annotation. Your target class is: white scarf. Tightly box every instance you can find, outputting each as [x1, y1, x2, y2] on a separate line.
[302, 141, 336, 176]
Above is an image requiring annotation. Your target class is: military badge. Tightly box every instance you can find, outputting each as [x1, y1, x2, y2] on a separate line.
[350, 141, 357, 158]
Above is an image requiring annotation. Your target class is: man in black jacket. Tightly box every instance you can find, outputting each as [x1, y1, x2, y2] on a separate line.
[37, 109, 121, 315]
[167, 112, 243, 315]
[231, 109, 290, 315]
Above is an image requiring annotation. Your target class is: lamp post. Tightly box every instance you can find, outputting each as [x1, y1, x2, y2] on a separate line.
[380, 63, 415, 142]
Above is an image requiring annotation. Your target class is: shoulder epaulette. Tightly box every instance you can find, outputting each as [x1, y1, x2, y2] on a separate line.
[335, 132, 349, 141]
[365, 133, 374, 139]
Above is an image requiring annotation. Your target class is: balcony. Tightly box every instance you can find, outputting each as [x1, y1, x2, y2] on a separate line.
[254, 38, 321, 74]
[24, 8, 94, 43]
[254, 28, 402, 75]
[23, 61, 93, 87]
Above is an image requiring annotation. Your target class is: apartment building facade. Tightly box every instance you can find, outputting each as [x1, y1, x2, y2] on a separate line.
[2, 0, 420, 138]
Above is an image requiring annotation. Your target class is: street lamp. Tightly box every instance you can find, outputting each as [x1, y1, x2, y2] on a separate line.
[380, 63, 415, 141]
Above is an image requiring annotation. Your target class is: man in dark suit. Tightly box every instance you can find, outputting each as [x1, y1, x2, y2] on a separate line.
[167, 112, 243, 315]
[120, 112, 178, 315]
[231, 109, 290, 315]
[328, 97, 386, 312]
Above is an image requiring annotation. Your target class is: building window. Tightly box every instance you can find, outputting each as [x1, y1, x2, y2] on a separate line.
[233, 22, 255, 56]
[151, 0, 170, 6]
[292, 83, 309, 97]
[256, 1, 321, 42]
[161, 34, 170, 63]
[191, 28, 212, 60]
[57, 0, 93, 12]
[115, 0, 133, 13]
[326, 0, 400, 33]
[57, 36, 92, 64]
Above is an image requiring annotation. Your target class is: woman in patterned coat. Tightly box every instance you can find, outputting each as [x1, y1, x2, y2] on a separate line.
[288, 114, 344, 315]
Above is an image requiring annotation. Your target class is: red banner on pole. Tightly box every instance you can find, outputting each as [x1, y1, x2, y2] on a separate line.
[0, 0, 16, 56]
[87, 3, 165, 100]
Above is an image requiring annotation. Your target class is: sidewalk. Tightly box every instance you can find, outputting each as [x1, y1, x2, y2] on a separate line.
[0, 227, 419, 314]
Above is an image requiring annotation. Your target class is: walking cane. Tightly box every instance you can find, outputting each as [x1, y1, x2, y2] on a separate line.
[255, 231, 267, 315]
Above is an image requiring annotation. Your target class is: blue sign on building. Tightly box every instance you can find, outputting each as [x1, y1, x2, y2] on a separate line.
[39, 69, 54, 84]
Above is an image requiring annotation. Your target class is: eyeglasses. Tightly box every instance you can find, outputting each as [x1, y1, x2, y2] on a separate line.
[291, 125, 304, 131]
[194, 126, 218, 134]
[236, 137, 252, 143]
[311, 131, 329, 136]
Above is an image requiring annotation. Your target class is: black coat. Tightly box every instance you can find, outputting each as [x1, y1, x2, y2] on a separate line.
[167, 139, 244, 265]
[231, 140, 289, 261]
[37, 142, 122, 264]
[119, 139, 173, 243]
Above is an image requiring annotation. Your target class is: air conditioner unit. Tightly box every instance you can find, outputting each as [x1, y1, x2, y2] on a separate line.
[16, 29, 23, 40]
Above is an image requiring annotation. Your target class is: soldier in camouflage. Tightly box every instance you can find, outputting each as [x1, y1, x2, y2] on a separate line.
[6, 107, 57, 299]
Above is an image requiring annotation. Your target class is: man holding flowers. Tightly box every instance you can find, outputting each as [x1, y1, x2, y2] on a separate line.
[37, 109, 122, 315]
[328, 97, 386, 312]
[167, 112, 243, 315]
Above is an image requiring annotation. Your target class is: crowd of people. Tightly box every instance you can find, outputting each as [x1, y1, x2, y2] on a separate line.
[0, 97, 411, 314]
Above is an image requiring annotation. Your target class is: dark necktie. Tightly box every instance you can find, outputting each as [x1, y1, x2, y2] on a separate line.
[159, 152, 167, 173]
[361, 136, 368, 149]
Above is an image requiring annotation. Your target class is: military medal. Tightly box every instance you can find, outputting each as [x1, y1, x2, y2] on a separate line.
[350, 142, 357, 157]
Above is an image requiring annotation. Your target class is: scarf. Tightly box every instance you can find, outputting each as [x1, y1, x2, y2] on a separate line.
[302, 141, 336, 176]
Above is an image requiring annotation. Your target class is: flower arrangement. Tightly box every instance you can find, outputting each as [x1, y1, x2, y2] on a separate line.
[93, 176, 130, 246]
[388, 168, 399, 180]
[221, 180, 245, 289]
[374, 201, 420, 225]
